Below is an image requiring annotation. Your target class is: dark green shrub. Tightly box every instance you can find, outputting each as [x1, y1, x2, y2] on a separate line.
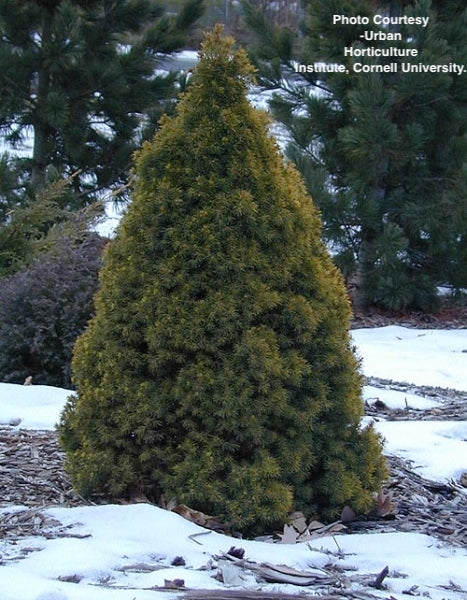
[59, 27, 386, 533]
[0, 233, 105, 388]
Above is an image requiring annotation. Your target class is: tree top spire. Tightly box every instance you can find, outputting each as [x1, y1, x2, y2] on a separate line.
[189, 24, 256, 106]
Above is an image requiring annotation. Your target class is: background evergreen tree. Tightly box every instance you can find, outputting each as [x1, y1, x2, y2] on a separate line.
[0, 0, 203, 208]
[59, 27, 386, 534]
[243, 0, 467, 310]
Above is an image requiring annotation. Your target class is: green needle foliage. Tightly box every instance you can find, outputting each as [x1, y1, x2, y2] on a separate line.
[243, 0, 467, 310]
[59, 27, 386, 534]
[0, 0, 203, 206]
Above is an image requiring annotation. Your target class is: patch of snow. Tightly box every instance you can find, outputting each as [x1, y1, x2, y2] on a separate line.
[363, 385, 442, 410]
[0, 383, 72, 430]
[352, 326, 467, 389]
[374, 420, 467, 482]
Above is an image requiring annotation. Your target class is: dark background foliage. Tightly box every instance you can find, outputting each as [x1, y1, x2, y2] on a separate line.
[0, 0, 203, 207]
[0, 231, 106, 387]
[242, 0, 467, 311]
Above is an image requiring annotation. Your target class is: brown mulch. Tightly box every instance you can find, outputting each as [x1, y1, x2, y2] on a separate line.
[0, 427, 83, 510]
[364, 377, 467, 421]
[350, 297, 467, 329]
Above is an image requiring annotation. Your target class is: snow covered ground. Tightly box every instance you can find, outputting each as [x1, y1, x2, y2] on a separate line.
[0, 326, 466, 600]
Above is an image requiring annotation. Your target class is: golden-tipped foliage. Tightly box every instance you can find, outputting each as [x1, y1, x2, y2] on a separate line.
[59, 27, 386, 533]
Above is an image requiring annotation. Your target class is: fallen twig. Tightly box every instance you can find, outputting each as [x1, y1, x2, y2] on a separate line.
[372, 565, 389, 589]
[188, 530, 213, 545]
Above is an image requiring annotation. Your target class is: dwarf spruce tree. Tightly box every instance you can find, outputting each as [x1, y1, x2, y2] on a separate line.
[59, 27, 386, 533]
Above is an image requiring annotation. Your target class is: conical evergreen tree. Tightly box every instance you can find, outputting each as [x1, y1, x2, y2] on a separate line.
[59, 27, 386, 534]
